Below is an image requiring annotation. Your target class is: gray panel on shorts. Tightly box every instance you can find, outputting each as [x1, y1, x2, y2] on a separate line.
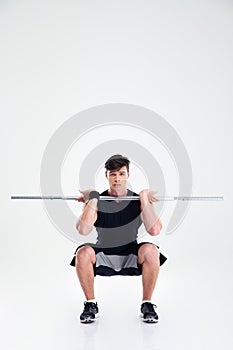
[96, 252, 138, 272]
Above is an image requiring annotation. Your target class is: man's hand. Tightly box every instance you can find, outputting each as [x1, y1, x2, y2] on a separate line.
[75, 189, 95, 203]
[139, 189, 160, 204]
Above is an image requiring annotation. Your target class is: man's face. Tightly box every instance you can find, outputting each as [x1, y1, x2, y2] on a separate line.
[105, 166, 129, 192]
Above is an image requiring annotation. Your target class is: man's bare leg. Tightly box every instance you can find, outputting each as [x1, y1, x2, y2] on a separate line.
[75, 245, 96, 300]
[138, 243, 160, 322]
[138, 244, 160, 300]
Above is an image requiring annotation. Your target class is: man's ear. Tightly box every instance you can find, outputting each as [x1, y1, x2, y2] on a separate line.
[105, 171, 108, 179]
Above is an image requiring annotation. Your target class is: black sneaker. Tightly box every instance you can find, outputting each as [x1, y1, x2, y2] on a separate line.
[140, 302, 159, 323]
[80, 301, 99, 323]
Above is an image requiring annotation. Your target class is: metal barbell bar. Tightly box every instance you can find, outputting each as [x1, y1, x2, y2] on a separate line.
[11, 195, 224, 201]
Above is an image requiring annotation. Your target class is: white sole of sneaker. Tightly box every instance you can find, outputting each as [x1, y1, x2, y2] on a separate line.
[80, 313, 100, 323]
[140, 313, 159, 323]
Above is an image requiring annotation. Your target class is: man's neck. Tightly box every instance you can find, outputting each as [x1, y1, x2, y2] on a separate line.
[108, 189, 128, 197]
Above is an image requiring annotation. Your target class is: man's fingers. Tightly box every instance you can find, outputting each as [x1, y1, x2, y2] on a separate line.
[149, 191, 159, 202]
[149, 198, 159, 203]
[75, 196, 85, 202]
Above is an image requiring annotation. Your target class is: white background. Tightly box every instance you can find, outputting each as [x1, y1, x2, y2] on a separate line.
[1, 1, 233, 349]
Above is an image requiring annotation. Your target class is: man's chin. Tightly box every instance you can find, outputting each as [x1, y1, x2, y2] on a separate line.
[113, 185, 123, 191]
[111, 185, 125, 192]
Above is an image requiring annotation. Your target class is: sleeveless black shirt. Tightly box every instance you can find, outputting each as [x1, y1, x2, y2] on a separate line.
[94, 189, 142, 247]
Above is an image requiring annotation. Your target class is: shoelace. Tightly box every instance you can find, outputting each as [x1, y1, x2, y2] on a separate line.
[83, 302, 96, 312]
[143, 302, 157, 313]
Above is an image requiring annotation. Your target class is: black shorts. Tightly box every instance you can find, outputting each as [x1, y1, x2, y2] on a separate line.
[70, 241, 167, 276]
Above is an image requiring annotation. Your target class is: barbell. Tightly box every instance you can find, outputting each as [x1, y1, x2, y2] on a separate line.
[11, 195, 224, 201]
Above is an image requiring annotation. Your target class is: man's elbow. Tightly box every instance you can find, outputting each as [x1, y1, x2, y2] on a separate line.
[148, 222, 162, 236]
[76, 221, 93, 236]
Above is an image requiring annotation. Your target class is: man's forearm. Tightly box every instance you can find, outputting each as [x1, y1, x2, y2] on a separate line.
[140, 196, 162, 236]
[76, 199, 98, 235]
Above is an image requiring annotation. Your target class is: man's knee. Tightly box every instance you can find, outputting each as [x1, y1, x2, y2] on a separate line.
[75, 245, 96, 265]
[138, 244, 160, 264]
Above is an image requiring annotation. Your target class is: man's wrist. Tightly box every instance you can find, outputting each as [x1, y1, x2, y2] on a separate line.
[86, 198, 98, 210]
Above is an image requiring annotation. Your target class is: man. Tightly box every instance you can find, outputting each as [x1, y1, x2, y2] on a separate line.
[70, 154, 167, 323]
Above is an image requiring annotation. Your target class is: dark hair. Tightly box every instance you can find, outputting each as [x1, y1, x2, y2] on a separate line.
[105, 154, 130, 172]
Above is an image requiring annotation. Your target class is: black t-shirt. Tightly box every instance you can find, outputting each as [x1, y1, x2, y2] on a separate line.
[94, 189, 142, 247]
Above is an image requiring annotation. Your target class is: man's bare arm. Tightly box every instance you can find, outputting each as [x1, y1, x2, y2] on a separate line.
[76, 199, 98, 235]
[76, 189, 98, 235]
[139, 189, 162, 236]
